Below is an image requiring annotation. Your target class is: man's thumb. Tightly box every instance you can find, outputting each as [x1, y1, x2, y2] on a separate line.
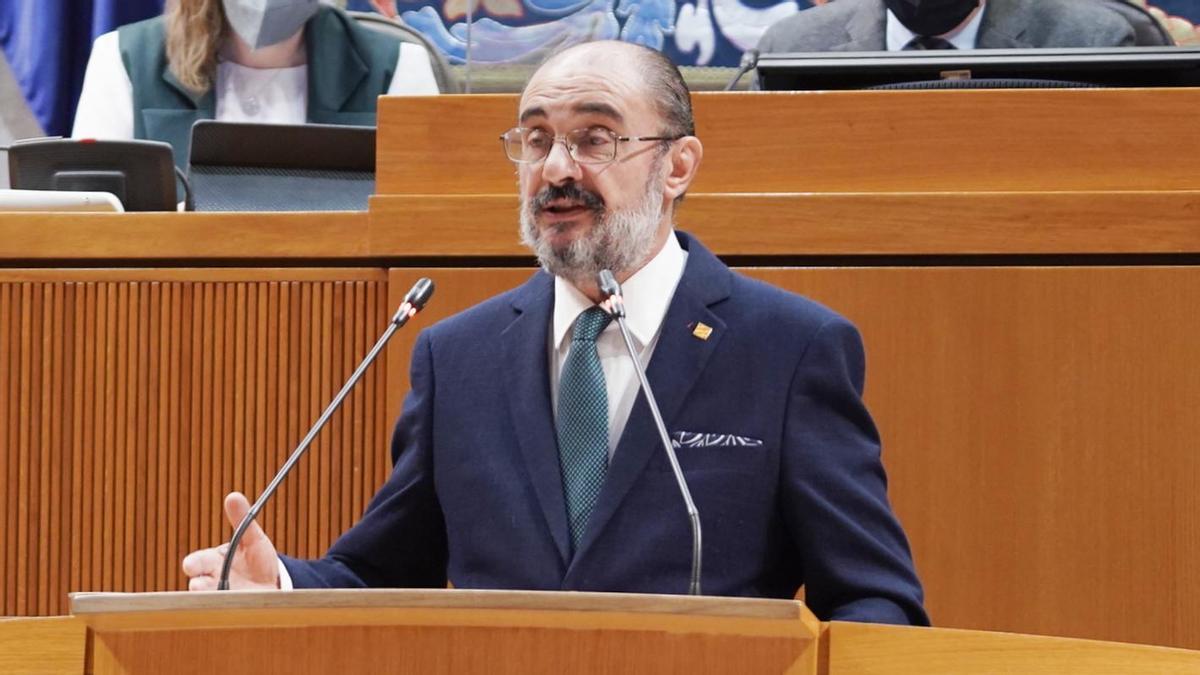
[223, 492, 265, 546]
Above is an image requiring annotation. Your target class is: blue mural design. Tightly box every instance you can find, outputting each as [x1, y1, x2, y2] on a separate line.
[351, 0, 817, 66]
[352, 0, 1200, 68]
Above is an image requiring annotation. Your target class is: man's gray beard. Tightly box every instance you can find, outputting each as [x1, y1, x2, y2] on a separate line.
[519, 171, 666, 286]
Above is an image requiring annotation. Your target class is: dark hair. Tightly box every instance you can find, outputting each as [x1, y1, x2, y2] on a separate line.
[626, 44, 694, 210]
[635, 45, 695, 139]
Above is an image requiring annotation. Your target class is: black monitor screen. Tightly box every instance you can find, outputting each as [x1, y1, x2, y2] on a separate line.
[7, 138, 177, 211]
[187, 121, 376, 212]
[756, 47, 1200, 90]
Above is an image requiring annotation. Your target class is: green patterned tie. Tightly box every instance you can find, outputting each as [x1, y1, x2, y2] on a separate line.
[557, 306, 613, 553]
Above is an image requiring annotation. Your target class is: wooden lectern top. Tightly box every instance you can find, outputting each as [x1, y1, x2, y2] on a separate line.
[71, 588, 814, 633]
[70, 589, 820, 674]
[62, 590, 1200, 675]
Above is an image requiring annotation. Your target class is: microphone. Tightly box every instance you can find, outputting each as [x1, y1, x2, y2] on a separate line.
[218, 277, 436, 590]
[725, 48, 760, 91]
[597, 269, 702, 596]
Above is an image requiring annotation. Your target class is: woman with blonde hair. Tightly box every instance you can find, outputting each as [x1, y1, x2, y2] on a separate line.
[73, 0, 439, 166]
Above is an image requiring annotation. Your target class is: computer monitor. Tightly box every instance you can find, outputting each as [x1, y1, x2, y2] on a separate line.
[7, 138, 177, 211]
[756, 47, 1200, 91]
[187, 121, 376, 211]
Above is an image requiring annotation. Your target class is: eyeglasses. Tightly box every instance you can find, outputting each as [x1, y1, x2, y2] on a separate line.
[500, 127, 682, 165]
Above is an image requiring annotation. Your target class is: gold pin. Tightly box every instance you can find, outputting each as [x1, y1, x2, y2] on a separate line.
[692, 322, 713, 340]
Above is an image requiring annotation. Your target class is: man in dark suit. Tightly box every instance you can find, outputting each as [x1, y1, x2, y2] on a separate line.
[183, 39, 928, 626]
[758, 0, 1136, 52]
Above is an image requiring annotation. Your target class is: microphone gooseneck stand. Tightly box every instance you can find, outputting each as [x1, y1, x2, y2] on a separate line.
[217, 278, 435, 590]
[597, 269, 702, 596]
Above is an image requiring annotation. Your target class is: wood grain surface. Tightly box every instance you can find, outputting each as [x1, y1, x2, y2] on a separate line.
[74, 590, 817, 675]
[822, 621, 1200, 674]
[0, 211, 370, 260]
[4, 189, 1198, 261]
[0, 271, 394, 616]
[0, 616, 84, 675]
[376, 90, 1200, 195]
[368, 191, 1200, 256]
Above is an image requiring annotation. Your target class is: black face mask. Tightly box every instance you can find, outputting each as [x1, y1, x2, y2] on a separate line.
[884, 0, 980, 37]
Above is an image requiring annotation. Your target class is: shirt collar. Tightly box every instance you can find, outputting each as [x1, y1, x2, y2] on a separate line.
[886, 1, 986, 51]
[553, 231, 687, 352]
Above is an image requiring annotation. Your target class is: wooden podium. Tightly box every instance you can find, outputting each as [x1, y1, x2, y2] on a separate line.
[72, 590, 819, 674]
[6, 589, 1200, 674]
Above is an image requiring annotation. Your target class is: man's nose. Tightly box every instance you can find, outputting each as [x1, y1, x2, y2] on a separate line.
[540, 139, 583, 185]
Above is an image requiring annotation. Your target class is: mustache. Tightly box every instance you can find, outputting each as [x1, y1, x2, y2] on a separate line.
[530, 182, 605, 214]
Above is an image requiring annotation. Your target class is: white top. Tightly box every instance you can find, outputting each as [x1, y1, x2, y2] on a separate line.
[886, 1, 986, 50]
[550, 232, 688, 459]
[72, 29, 439, 139]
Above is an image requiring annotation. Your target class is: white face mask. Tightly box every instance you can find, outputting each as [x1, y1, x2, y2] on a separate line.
[223, 0, 321, 50]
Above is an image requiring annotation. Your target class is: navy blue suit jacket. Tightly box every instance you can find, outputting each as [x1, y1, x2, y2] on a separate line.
[282, 232, 928, 625]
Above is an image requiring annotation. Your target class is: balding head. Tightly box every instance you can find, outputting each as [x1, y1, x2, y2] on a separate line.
[525, 41, 694, 138]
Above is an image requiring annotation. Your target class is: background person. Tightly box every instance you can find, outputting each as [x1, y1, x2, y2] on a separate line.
[757, 0, 1137, 53]
[72, 0, 440, 167]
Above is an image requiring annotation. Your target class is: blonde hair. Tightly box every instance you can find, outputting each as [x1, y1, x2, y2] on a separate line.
[164, 0, 227, 93]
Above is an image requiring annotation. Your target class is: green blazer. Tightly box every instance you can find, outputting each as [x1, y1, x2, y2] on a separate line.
[118, 6, 401, 167]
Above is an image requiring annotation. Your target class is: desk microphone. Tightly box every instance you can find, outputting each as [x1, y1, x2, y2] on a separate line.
[725, 49, 760, 91]
[218, 277, 435, 590]
[597, 269, 702, 595]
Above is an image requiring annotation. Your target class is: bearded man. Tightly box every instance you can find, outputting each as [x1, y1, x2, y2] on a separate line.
[183, 40, 928, 626]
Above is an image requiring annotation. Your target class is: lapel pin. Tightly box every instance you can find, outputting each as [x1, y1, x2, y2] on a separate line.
[692, 322, 713, 340]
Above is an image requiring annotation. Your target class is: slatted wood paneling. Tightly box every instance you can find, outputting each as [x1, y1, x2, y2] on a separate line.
[0, 271, 392, 616]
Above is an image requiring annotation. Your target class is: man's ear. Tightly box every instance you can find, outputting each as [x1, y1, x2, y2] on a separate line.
[662, 136, 703, 203]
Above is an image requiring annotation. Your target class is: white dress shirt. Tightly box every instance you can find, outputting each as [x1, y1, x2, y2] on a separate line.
[550, 232, 688, 459]
[885, 1, 986, 50]
[278, 233, 687, 590]
[72, 30, 439, 139]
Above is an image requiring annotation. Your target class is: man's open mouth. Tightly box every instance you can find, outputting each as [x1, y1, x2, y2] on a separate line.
[544, 200, 587, 212]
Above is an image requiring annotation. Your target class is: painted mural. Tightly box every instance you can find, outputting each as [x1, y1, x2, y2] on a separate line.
[351, 0, 816, 66]
[348, 0, 1200, 67]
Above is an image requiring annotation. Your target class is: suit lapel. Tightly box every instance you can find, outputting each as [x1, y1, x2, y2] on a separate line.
[569, 233, 733, 567]
[976, 0, 1034, 48]
[838, 0, 888, 51]
[307, 11, 368, 116]
[147, 69, 215, 168]
[501, 272, 572, 566]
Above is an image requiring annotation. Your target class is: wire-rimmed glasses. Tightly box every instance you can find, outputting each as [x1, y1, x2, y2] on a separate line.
[499, 126, 682, 165]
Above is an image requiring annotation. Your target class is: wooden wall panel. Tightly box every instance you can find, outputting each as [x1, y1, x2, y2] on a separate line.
[383, 265, 1200, 651]
[0, 272, 392, 616]
[0, 212, 370, 261]
[748, 266, 1200, 650]
[375, 90, 1200, 195]
[0, 616, 85, 675]
[1, 262, 1197, 649]
[367, 191, 1200, 257]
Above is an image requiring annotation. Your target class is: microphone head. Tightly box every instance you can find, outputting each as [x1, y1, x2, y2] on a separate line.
[404, 277, 435, 310]
[739, 48, 760, 70]
[597, 270, 621, 299]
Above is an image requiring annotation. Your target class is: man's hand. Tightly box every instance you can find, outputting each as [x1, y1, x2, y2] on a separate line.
[368, 0, 398, 18]
[182, 492, 281, 591]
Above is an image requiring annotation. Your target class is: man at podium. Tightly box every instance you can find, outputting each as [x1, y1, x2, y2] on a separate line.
[184, 40, 928, 627]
